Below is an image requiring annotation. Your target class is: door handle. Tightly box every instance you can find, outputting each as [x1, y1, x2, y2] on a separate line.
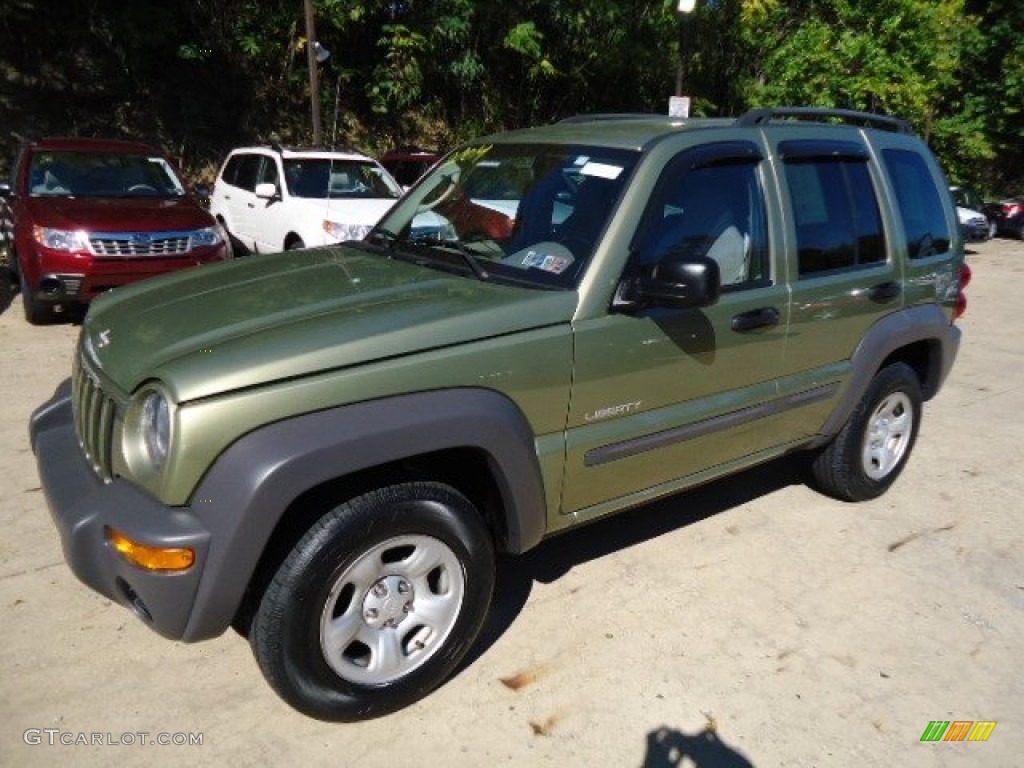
[868, 281, 901, 301]
[247, 202, 255, 208]
[731, 307, 780, 332]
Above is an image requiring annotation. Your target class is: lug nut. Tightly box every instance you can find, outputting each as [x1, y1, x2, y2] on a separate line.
[372, 583, 388, 598]
[365, 608, 379, 620]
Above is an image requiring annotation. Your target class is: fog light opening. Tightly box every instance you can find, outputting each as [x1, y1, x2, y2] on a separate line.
[115, 578, 153, 623]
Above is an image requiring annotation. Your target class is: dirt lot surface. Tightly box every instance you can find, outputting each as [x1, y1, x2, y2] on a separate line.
[1, 238, 1022, 767]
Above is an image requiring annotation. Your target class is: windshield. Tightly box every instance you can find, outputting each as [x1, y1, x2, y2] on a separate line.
[284, 158, 402, 199]
[372, 142, 639, 289]
[29, 151, 186, 198]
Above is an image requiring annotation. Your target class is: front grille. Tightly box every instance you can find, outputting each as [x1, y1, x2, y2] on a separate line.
[89, 232, 191, 257]
[72, 355, 117, 482]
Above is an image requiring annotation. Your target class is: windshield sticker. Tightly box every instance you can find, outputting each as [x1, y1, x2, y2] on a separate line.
[522, 250, 571, 274]
[580, 161, 623, 180]
[573, 155, 590, 166]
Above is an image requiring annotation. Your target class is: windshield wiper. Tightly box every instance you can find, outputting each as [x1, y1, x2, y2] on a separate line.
[363, 227, 402, 255]
[382, 230, 490, 281]
[447, 240, 490, 281]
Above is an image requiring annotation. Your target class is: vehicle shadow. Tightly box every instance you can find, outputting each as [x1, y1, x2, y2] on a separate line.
[642, 725, 756, 767]
[466, 452, 811, 668]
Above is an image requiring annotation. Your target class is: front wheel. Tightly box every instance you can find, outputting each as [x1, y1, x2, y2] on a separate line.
[250, 482, 495, 721]
[21, 284, 53, 324]
[811, 363, 922, 501]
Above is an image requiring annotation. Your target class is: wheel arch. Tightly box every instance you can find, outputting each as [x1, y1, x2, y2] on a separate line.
[808, 303, 960, 449]
[181, 388, 547, 641]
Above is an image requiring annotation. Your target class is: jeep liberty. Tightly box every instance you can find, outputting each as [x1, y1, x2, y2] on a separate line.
[30, 108, 969, 721]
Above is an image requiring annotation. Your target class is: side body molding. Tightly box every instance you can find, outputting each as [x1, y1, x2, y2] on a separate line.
[182, 388, 548, 641]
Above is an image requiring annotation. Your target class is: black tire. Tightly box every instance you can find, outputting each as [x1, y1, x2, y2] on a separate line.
[250, 482, 495, 721]
[811, 362, 922, 502]
[286, 237, 305, 250]
[21, 283, 53, 325]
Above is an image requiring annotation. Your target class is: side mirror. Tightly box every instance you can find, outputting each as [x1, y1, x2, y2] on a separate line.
[617, 256, 721, 310]
[192, 183, 211, 198]
[254, 182, 279, 200]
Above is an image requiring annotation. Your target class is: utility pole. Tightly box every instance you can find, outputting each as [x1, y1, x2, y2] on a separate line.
[303, 0, 322, 145]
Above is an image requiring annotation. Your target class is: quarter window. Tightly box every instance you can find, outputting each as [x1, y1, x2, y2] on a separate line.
[881, 149, 951, 259]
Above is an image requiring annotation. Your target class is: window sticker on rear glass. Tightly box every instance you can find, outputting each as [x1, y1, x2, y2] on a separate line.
[580, 161, 623, 180]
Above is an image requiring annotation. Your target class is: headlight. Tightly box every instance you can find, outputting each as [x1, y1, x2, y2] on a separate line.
[323, 220, 372, 242]
[32, 225, 90, 251]
[190, 226, 222, 248]
[141, 390, 171, 469]
[124, 384, 175, 478]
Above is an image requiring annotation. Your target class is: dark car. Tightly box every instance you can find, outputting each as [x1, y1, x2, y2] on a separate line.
[1, 137, 230, 323]
[380, 147, 441, 188]
[988, 196, 1024, 239]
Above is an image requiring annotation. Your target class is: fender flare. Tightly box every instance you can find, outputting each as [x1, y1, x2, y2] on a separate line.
[808, 303, 961, 448]
[182, 387, 547, 641]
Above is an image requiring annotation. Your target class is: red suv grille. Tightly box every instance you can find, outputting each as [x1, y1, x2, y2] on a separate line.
[89, 232, 191, 257]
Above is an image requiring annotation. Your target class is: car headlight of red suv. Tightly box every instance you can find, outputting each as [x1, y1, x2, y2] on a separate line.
[32, 225, 90, 251]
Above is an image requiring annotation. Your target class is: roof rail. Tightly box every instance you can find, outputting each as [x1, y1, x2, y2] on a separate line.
[735, 107, 911, 134]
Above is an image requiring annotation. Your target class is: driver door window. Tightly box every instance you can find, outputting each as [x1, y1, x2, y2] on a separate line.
[631, 145, 770, 290]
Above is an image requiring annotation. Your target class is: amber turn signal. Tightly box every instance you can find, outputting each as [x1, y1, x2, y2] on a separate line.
[107, 528, 195, 571]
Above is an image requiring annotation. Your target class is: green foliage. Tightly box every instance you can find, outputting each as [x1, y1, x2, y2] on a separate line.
[0, 0, 1020, 190]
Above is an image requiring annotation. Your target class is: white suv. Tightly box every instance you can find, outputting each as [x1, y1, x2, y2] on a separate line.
[210, 146, 402, 253]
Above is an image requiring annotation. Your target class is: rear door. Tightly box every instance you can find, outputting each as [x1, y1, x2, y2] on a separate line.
[765, 129, 904, 442]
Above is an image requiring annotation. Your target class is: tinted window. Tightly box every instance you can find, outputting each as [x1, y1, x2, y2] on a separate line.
[232, 154, 261, 192]
[782, 145, 885, 276]
[257, 156, 279, 187]
[631, 143, 770, 290]
[882, 149, 951, 259]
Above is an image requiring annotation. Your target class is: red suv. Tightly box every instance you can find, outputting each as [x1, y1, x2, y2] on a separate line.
[1, 138, 229, 323]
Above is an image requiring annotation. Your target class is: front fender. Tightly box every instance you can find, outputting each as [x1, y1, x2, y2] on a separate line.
[181, 387, 547, 641]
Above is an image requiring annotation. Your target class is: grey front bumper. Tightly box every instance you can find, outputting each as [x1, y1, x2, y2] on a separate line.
[30, 380, 211, 640]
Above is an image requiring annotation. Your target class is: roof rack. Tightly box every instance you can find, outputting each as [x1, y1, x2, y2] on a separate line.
[735, 107, 911, 134]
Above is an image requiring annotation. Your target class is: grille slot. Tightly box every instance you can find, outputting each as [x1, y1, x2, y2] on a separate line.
[73, 357, 116, 482]
[89, 232, 191, 257]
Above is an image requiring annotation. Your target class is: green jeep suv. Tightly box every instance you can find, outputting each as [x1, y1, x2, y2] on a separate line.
[30, 107, 969, 721]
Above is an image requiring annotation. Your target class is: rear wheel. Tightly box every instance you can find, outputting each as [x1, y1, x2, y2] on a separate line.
[811, 363, 922, 501]
[250, 482, 495, 721]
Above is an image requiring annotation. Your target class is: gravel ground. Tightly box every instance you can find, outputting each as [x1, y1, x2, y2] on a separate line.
[1, 237, 1022, 767]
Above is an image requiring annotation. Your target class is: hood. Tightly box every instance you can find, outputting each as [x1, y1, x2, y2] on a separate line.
[26, 196, 214, 232]
[295, 196, 397, 225]
[82, 246, 577, 402]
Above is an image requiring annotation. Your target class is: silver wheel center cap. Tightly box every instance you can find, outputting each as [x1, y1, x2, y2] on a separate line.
[362, 575, 414, 630]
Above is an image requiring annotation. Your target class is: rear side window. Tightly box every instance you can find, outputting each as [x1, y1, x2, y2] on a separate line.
[781, 141, 885, 277]
[881, 149, 951, 259]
